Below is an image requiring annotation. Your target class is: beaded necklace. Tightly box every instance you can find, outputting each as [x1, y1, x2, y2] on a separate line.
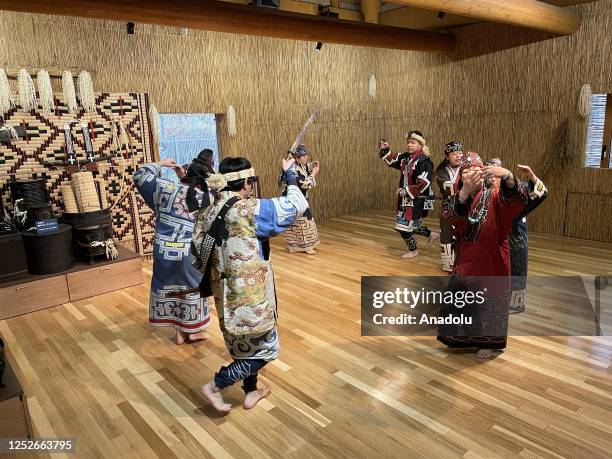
[468, 187, 491, 225]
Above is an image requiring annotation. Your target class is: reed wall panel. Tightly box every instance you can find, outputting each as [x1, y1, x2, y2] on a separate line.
[0, 1, 610, 240]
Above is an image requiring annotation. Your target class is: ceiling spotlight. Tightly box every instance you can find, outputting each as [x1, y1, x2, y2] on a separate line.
[315, 42, 323, 51]
[127, 22, 135, 34]
[437, 11, 446, 19]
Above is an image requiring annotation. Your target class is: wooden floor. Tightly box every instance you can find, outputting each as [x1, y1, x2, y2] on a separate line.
[1, 212, 612, 459]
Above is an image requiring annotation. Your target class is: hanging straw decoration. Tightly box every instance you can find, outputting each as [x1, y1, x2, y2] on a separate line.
[578, 84, 592, 119]
[149, 104, 160, 143]
[77, 70, 96, 113]
[17, 69, 36, 111]
[62, 71, 78, 113]
[36, 69, 54, 116]
[0, 69, 14, 114]
[227, 104, 236, 137]
[369, 74, 377, 98]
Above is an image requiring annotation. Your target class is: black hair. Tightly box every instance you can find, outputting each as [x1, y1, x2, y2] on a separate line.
[199, 148, 214, 163]
[219, 157, 252, 192]
[183, 152, 214, 212]
[408, 130, 424, 138]
[434, 158, 449, 175]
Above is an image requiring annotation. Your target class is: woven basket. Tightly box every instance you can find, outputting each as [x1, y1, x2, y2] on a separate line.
[60, 184, 79, 213]
[72, 171, 101, 212]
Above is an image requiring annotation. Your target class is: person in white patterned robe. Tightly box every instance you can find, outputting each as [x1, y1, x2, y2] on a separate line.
[192, 157, 308, 412]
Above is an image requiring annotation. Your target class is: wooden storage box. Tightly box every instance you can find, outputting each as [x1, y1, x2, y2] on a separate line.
[0, 246, 142, 321]
[0, 276, 69, 319]
[67, 257, 142, 301]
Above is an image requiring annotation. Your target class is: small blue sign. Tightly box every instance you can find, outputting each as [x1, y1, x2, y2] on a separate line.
[35, 218, 59, 234]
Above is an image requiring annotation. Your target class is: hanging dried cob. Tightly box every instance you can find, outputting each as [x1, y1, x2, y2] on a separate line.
[0, 69, 15, 114]
[17, 69, 36, 111]
[62, 70, 78, 113]
[36, 69, 54, 116]
[227, 104, 236, 137]
[77, 70, 96, 113]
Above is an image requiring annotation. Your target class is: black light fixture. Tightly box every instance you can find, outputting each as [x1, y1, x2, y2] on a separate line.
[127, 22, 135, 34]
[315, 42, 323, 51]
[437, 11, 446, 19]
[318, 5, 339, 18]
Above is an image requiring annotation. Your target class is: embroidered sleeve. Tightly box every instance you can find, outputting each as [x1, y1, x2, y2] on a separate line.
[406, 159, 433, 199]
[380, 151, 408, 170]
[515, 178, 548, 222]
[133, 163, 167, 211]
[254, 184, 309, 238]
[436, 168, 455, 200]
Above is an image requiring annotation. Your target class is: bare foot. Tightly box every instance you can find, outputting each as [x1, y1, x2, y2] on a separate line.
[401, 250, 418, 259]
[476, 349, 503, 361]
[176, 330, 187, 345]
[305, 249, 316, 255]
[243, 386, 271, 410]
[201, 382, 231, 412]
[425, 232, 440, 249]
[188, 331, 210, 342]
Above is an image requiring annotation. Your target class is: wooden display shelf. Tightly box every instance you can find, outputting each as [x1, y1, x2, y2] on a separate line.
[0, 246, 143, 320]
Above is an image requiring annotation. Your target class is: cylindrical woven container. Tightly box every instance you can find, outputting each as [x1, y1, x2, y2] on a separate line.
[61, 184, 78, 213]
[21, 224, 74, 274]
[71, 172, 101, 212]
[61, 207, 113, 260]
[10, 179, 49, 208]
[75, 223, 114, 259]
[61, 207, 112, 229]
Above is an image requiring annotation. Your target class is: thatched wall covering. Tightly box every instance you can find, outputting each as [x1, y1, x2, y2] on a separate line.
[0, 0, 610, 241]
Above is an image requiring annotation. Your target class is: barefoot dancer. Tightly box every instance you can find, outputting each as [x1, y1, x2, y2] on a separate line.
[281, 144, 321, 255]
[379, 130, 439, 259]
[134, 153, 212, 345]
[435, 141, 464, 272]
[437, 153, 529, 360]
[192, 157, 308, 412]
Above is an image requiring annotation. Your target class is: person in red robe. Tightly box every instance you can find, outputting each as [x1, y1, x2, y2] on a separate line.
[437, 152, 528, 360]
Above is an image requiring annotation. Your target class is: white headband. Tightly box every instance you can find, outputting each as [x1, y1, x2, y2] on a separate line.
[206, 167, 256, 192]
[222, 168, 255, 181]
[406, 133, 426, 145]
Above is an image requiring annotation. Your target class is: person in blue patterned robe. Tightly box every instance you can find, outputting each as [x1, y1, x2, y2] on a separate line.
[134, 157, 210, 345]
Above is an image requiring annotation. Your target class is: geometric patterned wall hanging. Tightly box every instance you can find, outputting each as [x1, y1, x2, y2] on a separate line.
[0, 92, 155, 255]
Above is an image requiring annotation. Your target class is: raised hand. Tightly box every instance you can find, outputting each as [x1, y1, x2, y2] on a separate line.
[158, 157, 178, 168]
[174, 165, 187, 179]
[517, 164, 536, 183]
[379, 140, 390, 150]
[482, 165, 510, 179]
[460, 168, 484, 199]
[282, 157, 296, 171]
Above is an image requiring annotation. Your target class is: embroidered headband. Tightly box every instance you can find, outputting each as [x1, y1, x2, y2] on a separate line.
[206, 167, 256, 191]
[444, 140, 463, 155]
[222, 167, 255, 182]
[406, 131, 426, 145]
[293, 144, 308, 157]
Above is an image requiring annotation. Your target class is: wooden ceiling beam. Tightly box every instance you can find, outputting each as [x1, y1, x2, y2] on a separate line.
[0, 0, 456, 52]
[386, 0, 580, 34]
